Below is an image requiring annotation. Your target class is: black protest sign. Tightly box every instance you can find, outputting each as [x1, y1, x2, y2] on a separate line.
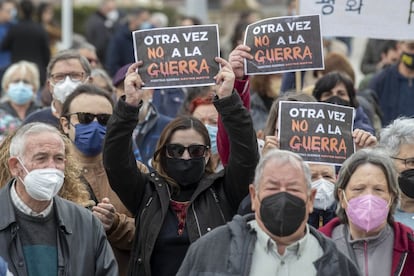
[133, 25, 220, 89]
[278, 101, 355, 165]
[244, 15, 324, 75]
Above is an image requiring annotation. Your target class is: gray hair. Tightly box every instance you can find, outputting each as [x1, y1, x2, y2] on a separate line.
[91, 68, 114, 92]
[379, 117, 414, 156]
[71, 41, 96, 52]
[335, 148, 399, 224]
[10, 123, 63, 158]
[253, 149, 312, 192]
[150, 12, 168, 27]
[46, 49, 91, 78]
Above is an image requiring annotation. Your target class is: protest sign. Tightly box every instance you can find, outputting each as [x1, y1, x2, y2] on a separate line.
[243, 15, 324, 75]
[278, 101, 355, 165]
[299, 0, 414, 40]
[133, 25, 220, 89]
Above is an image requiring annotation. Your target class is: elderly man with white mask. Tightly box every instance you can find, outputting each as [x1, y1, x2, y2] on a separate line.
[0, 122, 118, 275]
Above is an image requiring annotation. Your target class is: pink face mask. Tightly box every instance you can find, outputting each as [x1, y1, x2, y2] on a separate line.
[343, 191, 389, 232]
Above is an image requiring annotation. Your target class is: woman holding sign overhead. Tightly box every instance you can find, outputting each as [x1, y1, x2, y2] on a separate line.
[103, 57, 259, 275]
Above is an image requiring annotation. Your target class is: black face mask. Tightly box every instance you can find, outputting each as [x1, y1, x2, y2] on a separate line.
[399, 169, 414, 198]
[401, 52, 414, 70]
[322, 95, 351, 107]
[165, 156, 205, 187]
[259, 192, 306, 237]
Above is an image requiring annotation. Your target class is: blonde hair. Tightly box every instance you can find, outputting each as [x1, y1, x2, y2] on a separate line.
[1, 60, 40, 93]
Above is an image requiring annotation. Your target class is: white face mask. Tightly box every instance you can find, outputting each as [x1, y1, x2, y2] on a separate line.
[18, 159, 65, 201]
[311, 178, 335, 210]
[106, 9, 119, 22]
[51, 76, 82, 103]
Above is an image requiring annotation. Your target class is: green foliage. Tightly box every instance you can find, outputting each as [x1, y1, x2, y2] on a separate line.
[73, 6, 97, 34]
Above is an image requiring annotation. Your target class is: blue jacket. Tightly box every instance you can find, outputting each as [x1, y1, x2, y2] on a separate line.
[354, 105, 375, 135]
[106, 24, 134, 77]
[132, 103, 172, 170]
[369, 64, 414, 126]
[0, 22, 12, 69]
[22, 107, 59, 128]
[151, 88, 185, 118]
[0, 256, 8, 276]
[250, 93, 269, 133]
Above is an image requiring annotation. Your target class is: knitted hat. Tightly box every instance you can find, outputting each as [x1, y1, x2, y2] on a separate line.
[112, 63, 133, 87]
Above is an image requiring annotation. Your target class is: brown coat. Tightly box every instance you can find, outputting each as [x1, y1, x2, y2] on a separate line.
[81, 156, 138, 276]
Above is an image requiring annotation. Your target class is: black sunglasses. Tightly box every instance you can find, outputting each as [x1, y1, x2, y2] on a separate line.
[166, 144, 209, 158]
[67, 112, 111, 126]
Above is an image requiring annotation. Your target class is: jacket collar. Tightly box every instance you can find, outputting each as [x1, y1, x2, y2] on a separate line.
[0, 179, 72, 235]
[53, 197, 73, 235]
[135, 103, 160, 142]
[190, 170, 224, 202]
[392, 221, 414, 253]
[320, 217, 414, 252]
[0, 180, 17, 231]
[150, 169, 224, 204]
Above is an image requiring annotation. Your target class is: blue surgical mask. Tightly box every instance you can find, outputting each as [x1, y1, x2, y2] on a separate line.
[140, 21, 153, 30]
[74, 121, 106, 156]
[7, 81, 33, 104]
[10, 8, 17, 21]
[205, 124, 218, 155]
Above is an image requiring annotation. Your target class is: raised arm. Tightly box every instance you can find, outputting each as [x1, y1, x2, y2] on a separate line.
[218, 45, 253, 166]
[103, 62, 148, 215]
[213, 57, 259, 210]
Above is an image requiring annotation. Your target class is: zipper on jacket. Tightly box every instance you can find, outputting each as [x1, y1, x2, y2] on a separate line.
[9, 224, 24, 274]
[133, 196, 153, 275]
[57, 226, 69, 276]
[138, 197, 153, 220]
[209, 188, 226, 223]
[145, 197, 153, 208]
[396, 252, 408, 276]
[11, 224, 19, 237]
[364, 241, 368, 276]
[192, 204, 202, 237]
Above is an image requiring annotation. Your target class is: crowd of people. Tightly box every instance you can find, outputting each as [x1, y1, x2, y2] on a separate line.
[0, 0, 414, 275]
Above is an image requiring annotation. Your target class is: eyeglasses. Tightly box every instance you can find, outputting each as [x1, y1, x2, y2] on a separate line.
[166, 144, 209, 158]
[67, 112, 111, 126]
[50, 72, 85, 84]
[87, 58, 99, 65]
[391, 156, 414, 169]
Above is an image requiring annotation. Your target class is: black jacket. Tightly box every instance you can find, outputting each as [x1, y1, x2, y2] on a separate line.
[177, 214, 362, 276]
[1, 20, 50, 85]
[103, 91, 259, 275]
[0, 180, 118, 276]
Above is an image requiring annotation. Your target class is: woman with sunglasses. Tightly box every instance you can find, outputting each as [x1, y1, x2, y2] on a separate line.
[60, 84, 137, 276]
[103, 57, 259, 276]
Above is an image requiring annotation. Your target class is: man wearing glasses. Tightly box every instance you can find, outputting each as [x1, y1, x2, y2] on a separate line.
[23, 49, 92, 127]
[380, 117, 414, 230]
[59, 83, 137, 276]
